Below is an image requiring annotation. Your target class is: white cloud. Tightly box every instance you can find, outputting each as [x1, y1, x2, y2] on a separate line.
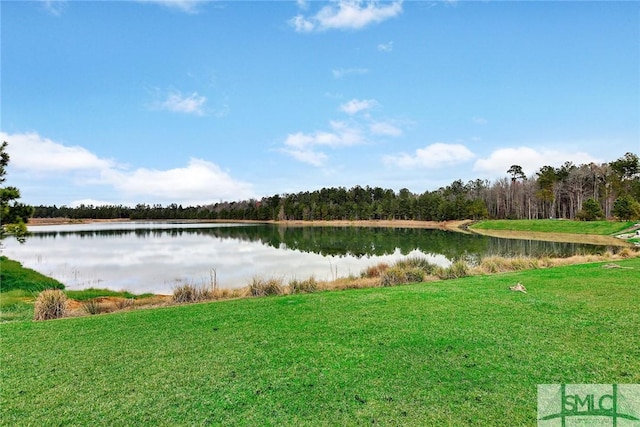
[291, 0, 403, 32]
[290, 15, 316, 33]
[1, 132, 254, 205]
[472, 116, 488, 125]
[332, 68, 369, 79]
[102, 158, 253, 204]
[1, 131, 113, 173]
[378, 41, 393, 52]
[369, 121, 402, 137]
[282, 121, 365, 166]
[154, 90, 207, 116]
[384, 143, 475, 168]
[340, 99, 378, 115]
[284, 121, 364, 150]
[473, 147, 600, 178]
[136, 0, 203, 14]
[281, 148, 329, 167]
[40, 0, 67, 16]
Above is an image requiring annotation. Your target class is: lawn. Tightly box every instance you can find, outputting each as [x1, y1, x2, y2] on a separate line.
[470, 219, 635, 236]
[1, 258, 639, 426]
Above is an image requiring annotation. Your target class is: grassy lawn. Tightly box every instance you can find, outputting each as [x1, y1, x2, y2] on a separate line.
[470, 219, 635, 236]
[1, 258, 639, 426]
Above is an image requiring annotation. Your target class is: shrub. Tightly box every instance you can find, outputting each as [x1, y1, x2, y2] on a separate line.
[33, 289, 67, 321]
[576, 197, 605, 221]
[248, 278, 284, 297]
[289, 277, 319, 294]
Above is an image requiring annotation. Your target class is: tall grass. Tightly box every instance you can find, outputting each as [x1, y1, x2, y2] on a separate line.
[33, 289, 67, 321]
[289, 277, 319, 294]
[172, 284, 212, 303]
[248, 277, 285, 297]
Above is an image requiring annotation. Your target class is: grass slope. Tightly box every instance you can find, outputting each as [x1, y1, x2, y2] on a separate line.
[0, 257, 67, 322]
[470, 219, 635, 235]
[1, 259, 639, 426]
[0, 256, 65, 293]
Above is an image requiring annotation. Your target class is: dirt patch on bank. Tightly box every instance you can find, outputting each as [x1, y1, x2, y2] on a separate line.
[65, 295, 171, 317]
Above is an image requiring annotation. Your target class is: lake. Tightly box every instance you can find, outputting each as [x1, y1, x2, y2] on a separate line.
[1, 221, 616, 294]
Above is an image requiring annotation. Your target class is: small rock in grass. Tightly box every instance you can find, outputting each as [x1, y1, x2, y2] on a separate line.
[509, 283, 527, 293]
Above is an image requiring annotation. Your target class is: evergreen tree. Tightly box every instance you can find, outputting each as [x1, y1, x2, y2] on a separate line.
[1, 142, 34, 243]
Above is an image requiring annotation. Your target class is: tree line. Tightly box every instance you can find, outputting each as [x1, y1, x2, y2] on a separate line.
[32, 152, 640, 222]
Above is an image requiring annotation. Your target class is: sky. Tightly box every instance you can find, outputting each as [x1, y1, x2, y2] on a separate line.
[1, 0, 639, 207]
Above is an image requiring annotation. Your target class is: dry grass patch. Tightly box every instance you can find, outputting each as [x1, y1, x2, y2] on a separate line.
[33, 289, 67, 321]
[361, 262, 390, 278]
[173, 284, 213, 304]
[322, 276, 379, 291]
[248, 277, 285, 297]
[289, 277, 320, 294]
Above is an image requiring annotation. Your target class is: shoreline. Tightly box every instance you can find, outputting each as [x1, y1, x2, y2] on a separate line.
[27, 217, 474, 231]
[27, 217, 632, 245]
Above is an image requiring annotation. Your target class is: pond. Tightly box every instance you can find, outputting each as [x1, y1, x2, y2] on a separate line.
[1, 221, 617, 294]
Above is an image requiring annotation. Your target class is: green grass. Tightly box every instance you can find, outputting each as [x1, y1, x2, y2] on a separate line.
[0, 257, 154, 322]
[470, 219, 635, 235]
[64, 288, 155, 301]
[0, 256, 65, 293]
[0, 257, 66, 322]
[0, 290, 35, 323]
[1, 258, 639, 426]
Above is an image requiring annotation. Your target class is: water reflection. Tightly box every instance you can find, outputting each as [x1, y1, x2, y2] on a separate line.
[1, 222, 615, 294]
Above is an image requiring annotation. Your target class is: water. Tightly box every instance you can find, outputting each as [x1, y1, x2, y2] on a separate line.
[1, 221, 615, 294]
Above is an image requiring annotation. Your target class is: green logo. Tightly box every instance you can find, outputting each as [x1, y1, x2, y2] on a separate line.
[538, 384, 640, 426]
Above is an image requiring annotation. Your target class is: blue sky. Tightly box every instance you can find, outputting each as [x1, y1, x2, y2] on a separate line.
[2, 0, 639, 207]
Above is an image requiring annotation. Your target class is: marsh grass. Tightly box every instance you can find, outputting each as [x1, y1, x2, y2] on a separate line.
[379, 267, 407, 287]
[394, 256, 439, 275]
[82, 299, 103, 315]
[360, 262, 390, 278]
[172, 284, 212, 303]
[248, 277, 285, 297]
[114, 298, 135, 310]
[289, 277, 319, 294]
[33, 289, 67, 321]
